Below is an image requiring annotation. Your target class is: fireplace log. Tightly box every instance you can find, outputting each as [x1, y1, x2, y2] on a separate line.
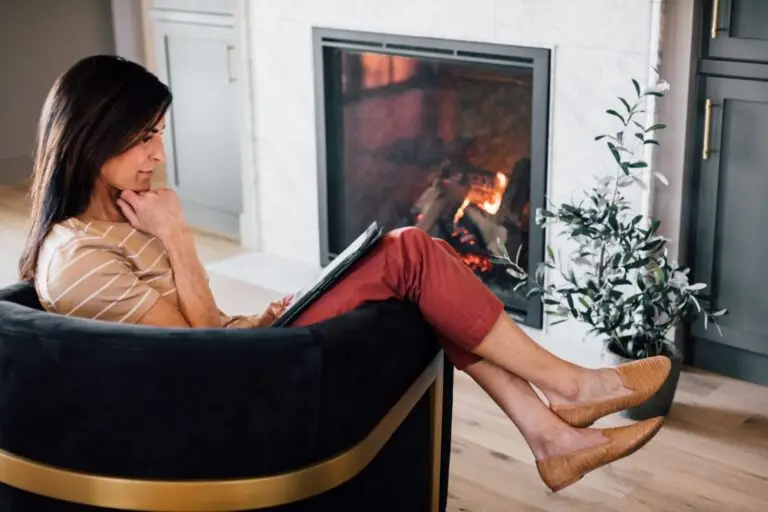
[464, 205, 508, 257]
[412, 175, 470, 234]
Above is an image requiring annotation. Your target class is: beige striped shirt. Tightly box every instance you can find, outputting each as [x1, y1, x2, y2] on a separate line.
[36, 217, 259, 327]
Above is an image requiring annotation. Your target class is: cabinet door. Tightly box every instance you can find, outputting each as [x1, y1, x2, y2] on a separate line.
[706, 0, 768, 62]
[153, 19, 243, 239]
[690, 76, 768, 383]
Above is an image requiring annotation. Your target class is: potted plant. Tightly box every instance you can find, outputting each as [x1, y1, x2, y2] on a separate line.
[498, 78, 727, 420]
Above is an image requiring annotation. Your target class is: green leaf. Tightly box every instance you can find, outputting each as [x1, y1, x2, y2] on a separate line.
[547, 245, 555, 262]
[634, 132, 646, 142]
[644, 139, 660, 146]
[572, 227, 591, 237]
[549, 318, 569, 327]
[606, 109, 626, 125]
[632, 79, 641, 97]
[578, 297, 590, 309]
[566, 294, 577, 316]
[560, 204, 580, 214]
[646, 123, 667, 132]
[641, 238, 666, 252]
[619, 97, 632, 113]
[608, 212, 619, 232]
[626, 257, 650, 270]
[595, 135, 607, 141]
[538, 208, 555, 218]
[627, 161, 649, 168]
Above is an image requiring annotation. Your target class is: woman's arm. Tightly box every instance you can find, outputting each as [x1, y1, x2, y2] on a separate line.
[118, 189, 221, 328]
[160, 226, 222, 328]
[117, 189, 293, 329]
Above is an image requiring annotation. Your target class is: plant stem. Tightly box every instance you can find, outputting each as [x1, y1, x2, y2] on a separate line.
[596, 167, 623, 286]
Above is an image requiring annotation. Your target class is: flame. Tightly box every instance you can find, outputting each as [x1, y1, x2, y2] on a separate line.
[453, 172, 508, 223]
[360, 53, 417, 89]
[453, 198, 471, 224]
[460, 254, 493, 273]
[482, 172, 508, 214]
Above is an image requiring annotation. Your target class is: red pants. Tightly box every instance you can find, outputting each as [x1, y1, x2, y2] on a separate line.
[293, 227, 505, 370]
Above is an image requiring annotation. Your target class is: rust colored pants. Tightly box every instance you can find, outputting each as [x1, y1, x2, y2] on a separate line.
[293, 227, 505, 370]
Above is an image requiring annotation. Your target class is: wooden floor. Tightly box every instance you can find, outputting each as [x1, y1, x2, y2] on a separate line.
[2, 184, 768, 511]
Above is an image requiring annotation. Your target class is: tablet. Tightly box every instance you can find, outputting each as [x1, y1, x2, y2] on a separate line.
[272, 221, 385, 327]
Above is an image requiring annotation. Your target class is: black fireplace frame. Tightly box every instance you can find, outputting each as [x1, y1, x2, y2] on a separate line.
[312, 27, 550, 329]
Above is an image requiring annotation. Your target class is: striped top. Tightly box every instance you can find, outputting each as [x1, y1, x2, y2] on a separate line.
[35, 217, 260, 328]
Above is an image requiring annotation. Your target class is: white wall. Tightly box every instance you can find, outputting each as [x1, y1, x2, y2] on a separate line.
[0, 0, 115, 185]
[110, 0, 146, 65]
[248, 0, 655, 263]
[242, 0, 696, 364]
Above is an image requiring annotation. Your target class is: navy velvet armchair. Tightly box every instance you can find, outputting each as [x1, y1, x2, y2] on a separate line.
[0, 281, 453, 511]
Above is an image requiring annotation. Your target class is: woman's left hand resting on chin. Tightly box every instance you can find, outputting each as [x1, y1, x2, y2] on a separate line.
[116, 189, 294, 330]
[117, 188, 223, 328]
[117, 189, 187, 241]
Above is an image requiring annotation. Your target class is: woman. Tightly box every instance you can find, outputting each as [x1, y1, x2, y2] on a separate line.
[20, 55, 669, 493]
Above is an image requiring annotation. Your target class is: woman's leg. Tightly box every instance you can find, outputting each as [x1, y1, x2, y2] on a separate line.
[293, 227, 665, 490]
[464, 359, 609, 460]
[295, 226, 631, 406]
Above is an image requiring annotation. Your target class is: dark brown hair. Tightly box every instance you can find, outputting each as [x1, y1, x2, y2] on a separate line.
[19, 55, 172, 280]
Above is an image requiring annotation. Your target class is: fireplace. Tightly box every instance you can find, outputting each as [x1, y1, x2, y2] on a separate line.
[313, 29, 550, 327]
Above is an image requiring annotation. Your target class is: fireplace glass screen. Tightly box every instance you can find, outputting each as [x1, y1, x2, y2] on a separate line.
[316, 31, 549, 326]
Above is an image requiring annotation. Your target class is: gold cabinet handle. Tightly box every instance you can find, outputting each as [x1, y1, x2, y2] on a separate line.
[702, 98, 713, 161]
[711, 0, 721, 39]
[226, 45, 236, 82]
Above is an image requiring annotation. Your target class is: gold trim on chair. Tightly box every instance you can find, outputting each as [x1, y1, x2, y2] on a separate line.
[0, 352, 445, 511]
[429, 352, 444, 512]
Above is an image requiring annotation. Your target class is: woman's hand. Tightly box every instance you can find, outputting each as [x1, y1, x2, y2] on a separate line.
[260, 295, 294, 326]
[117, 188, 188, 242]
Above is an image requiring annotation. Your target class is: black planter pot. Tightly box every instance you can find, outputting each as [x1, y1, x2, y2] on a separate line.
[601, 343, 683, 420]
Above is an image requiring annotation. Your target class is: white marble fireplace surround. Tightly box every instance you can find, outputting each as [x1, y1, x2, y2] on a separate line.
[209, 0, 695, 365]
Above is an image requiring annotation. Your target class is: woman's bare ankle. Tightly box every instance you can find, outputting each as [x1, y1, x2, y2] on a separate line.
[541, 369, 588, 407]
[545, 367, 631, 408]
[530, 426, 609, 460]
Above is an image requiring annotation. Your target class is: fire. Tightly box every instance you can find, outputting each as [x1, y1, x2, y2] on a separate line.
[460, 253, 493, 273]
[360, 53, 417, 89]
[454, 172, 508, 223]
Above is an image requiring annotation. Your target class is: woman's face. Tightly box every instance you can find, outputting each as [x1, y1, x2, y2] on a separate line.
[100, 119, 166, 192]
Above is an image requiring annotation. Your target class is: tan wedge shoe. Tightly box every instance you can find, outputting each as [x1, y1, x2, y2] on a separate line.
[536, 416, 664, 492]
[551, 355, 672, 428]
